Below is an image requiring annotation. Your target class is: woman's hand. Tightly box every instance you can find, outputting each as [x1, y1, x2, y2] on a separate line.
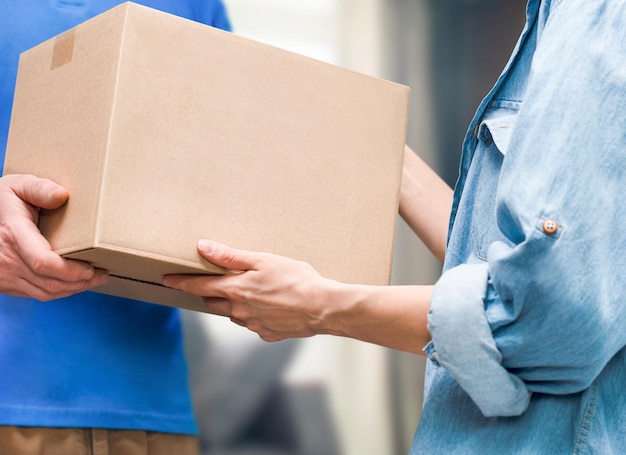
[163, 239, 433, 354]
[162, 240, 334, 341]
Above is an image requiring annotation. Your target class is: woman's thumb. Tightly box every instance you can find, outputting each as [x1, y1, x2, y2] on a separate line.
[197, 239, 257, 271]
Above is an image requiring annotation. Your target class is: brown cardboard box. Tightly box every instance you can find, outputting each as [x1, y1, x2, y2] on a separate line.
[3, 2, 409, 312]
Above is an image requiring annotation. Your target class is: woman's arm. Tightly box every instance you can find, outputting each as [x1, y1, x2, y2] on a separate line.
[399, 145, 453, 264]
[163, 240, 432, 355]
[163, 145, 449, 355]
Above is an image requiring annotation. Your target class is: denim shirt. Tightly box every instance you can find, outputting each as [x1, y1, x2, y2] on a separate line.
[411, 1, 626, 453]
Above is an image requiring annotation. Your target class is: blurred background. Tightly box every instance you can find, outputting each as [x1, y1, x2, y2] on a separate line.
[182, 1, 526, 454]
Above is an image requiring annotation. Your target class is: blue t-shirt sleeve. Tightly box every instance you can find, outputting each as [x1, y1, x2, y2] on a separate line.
[199, 0, 232, 32]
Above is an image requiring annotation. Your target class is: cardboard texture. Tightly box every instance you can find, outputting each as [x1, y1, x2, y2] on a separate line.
[4, 2, 409, 312]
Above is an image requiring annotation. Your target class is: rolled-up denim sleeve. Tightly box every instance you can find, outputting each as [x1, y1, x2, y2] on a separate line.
[427, 0, 626, 417]
[426, 264, 531, 417]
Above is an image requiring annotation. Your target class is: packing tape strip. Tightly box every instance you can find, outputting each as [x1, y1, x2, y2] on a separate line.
[51, 29, 75, 70]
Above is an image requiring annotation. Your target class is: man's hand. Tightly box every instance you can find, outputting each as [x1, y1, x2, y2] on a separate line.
[0, 174, 108, 301]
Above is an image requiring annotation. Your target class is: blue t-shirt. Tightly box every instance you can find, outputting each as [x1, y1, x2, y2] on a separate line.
[0, 0, 231, 435]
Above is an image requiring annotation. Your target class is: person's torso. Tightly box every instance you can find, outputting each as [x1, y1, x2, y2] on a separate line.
[413, 0, 626, 452]
[0, 0, 230, 433]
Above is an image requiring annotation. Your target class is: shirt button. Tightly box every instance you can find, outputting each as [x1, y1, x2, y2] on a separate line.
[542, 219, 558, 235]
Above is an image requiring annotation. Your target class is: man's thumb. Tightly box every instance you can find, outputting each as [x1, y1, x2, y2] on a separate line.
[13, 175, 69, 209]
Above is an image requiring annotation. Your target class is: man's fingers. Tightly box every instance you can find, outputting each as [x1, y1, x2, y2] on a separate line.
[1, 268, 108, 302]
[36, 271, 109, 301]
[14, 222, 98, 281]
[10, 174, 69, 210]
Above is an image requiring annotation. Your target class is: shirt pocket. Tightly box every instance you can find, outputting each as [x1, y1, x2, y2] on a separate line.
[469, 114, 517, 260]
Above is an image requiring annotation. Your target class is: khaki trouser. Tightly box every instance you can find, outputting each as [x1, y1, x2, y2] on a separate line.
[0, 426, 199, 455]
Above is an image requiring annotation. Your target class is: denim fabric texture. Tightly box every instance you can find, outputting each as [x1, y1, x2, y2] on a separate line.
[412, 0, 626, 453]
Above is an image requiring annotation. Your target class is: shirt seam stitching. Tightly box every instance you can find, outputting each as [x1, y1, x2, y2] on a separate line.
[573, 381, 598, 454]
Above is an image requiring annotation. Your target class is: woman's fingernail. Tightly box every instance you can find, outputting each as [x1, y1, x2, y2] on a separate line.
[198, 239, 214, 254]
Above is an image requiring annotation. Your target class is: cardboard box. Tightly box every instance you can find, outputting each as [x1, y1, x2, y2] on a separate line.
[4, 2, 409, 312]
